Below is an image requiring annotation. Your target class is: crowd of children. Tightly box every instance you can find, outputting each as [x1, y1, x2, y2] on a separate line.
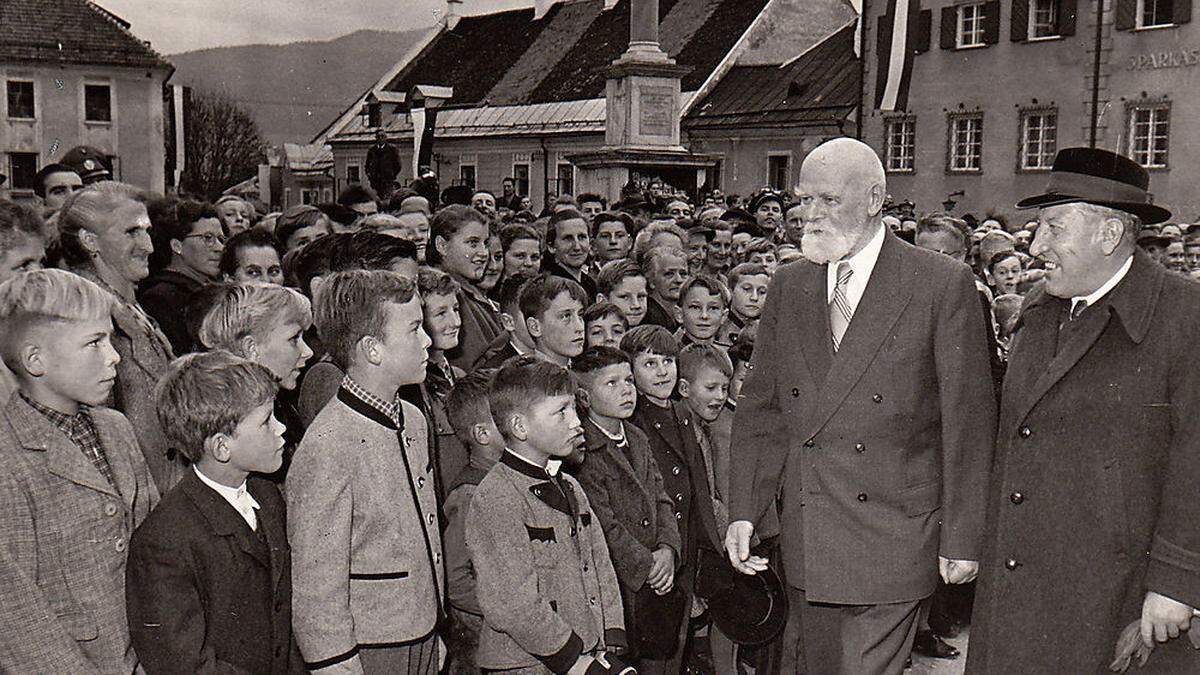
[0, 181, 774, 675]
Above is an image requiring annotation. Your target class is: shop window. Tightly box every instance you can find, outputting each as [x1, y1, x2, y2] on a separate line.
[884, 116, 916, 173]
[948, 113, 984, 173]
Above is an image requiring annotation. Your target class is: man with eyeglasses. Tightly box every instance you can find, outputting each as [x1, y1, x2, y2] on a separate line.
[140, 198, 226, 354]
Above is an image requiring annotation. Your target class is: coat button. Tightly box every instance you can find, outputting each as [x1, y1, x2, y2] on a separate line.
[1010, 492, 1024, 505]
[115, 538, 127, 553]
[675, 512, 682, 520]
[427, 514, 435, 525]
[1005, 558, 1020, 570]
[672, 466, 681, 476]
[872, 394, 883, 403]
[534, 488, 542, 496]
[583, 564, 589, 572]
[641, 518, 650, 527]
[571, 528, 577, 536]
[417, 476, 425, 488]
[104, 502, 118, 516]
[804, 439, 814, 448]
[855, 443, 865, 453]
[1019, 426, 1032, 439]
[654, 422, 662, 429]
[590, 597, 597, 606]
[674, 493, 683, 502]
[791, 388, 800, 398]
[857, 493, 868, 502]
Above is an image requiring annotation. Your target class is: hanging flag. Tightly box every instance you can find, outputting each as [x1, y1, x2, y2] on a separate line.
[409, 96, 439, 179]
[847, 0, 863, 57]
[874, 0, 925, 111]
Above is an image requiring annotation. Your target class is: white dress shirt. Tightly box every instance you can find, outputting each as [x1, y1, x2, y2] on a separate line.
[1071, 254, 1133, 314]
[826, 222, 887, 314]
[194, 466, 260, 531]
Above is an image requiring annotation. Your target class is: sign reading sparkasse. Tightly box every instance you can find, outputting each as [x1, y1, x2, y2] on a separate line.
[1127, 48, 1200, 71]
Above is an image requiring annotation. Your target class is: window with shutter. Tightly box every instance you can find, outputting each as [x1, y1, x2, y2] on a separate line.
[914, 10, 933, 52]
[983, 1, 1002, 43]
[941, 6, 958, 48]
[1012, 0, 1031, 40]
[1116, 0, 1138, 28]
[1030, 0, 1061, 37]
[957, 3, 988, 47]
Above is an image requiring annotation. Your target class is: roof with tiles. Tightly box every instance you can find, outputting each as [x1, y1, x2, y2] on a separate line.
[0, 0, 172, 71]
[382, 0, 768, 109]
[684, 21, 859, 130]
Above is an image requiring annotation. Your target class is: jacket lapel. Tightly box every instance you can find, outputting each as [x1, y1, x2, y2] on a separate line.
[794, 262, 832, 386]
[248, 481, 287, 590]
[7, 398, 121, 498]
[183, 471, 270, 569]
[92, 411, 138, 510]
[805, 233, 913, 440]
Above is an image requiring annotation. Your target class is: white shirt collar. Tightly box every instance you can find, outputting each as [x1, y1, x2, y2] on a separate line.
[194, 466, 260, 530]
[826, 222, 887, 307]
[1073, 254, 1134, 310]
[508, 448, 562, 476]
[590, 418, 626, 444]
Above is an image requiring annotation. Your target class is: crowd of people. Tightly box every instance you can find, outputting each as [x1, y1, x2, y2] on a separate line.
[0, 136, 1196, 675]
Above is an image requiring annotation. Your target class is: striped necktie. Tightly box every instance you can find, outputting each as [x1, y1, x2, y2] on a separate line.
[830, 261, 854, 352]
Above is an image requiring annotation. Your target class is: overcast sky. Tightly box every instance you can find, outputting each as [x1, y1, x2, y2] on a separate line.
[99, 0, 534, 54]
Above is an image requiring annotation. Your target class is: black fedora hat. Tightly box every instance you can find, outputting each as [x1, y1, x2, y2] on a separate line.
[1016, 147, 1170, 224]
[695, 548, 788, 646]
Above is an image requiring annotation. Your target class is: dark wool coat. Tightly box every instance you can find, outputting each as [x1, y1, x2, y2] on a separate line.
[967, 252, 1200, 673]
[729, 232, 997, 604]
[447, 281, 503, 373]
[126, 472, 305, 674]
[138, 268, 205, 355]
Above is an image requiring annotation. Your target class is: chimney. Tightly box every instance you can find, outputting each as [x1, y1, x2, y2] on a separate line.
[534, 0, 559, 20]
[445, 0, 463, 30]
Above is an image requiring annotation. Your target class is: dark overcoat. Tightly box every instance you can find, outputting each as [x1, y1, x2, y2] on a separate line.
[728, 231, 997, 604]
[126, 472, 305, 674]
[967, 251, 1200, 673]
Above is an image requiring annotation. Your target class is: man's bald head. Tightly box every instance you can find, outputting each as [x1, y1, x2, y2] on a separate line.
[793, 138, 888, 264]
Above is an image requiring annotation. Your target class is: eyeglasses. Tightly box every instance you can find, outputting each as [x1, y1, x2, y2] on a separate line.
[185, 232, 226, 247]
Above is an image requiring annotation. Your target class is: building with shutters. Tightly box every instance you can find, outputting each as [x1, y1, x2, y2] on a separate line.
[1, 0, 173, 195]
[316, 0, 860, 206]
[861, 0, 1200, 220]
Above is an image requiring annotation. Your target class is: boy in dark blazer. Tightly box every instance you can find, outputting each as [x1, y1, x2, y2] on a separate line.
[465, 357, 627, 673]
[570, 347, 684, 673]
[288, 270, 443, 674]
[0, 269, 159, 673]
[126, 351, 304, 673]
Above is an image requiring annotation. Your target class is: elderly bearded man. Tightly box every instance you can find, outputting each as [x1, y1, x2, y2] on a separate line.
[724, 138, 996, 674]
[967, 148, 1200, 673]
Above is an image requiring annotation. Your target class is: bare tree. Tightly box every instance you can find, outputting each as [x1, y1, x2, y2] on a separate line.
[178, 89, 267, 200]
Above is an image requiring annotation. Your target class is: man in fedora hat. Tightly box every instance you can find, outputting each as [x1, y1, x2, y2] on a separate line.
[967, 147, 1200, 673]
[724, 138, 996, 674]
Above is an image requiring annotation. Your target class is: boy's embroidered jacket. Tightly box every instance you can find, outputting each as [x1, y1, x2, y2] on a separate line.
[126, 472, 305, 674]
[573, 419, 681, 590]
[0, 396, 159, 673]
[287, 388, 444, 670]
[466, 451, 626, 673]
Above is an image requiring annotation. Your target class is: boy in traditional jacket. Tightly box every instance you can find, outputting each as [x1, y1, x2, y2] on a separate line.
[126, 350, 304, 673]
[288, 270, 443, 674]
[571, 346, 685, 673]
[0, 269, 159, 672]
[465, 357, 627, 674]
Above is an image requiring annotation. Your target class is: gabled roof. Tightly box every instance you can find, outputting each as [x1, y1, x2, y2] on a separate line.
[0, 0, 172, 71]
[684, 21, 859, 130]
[282, 143, 334, 173]
[383, 0, 769, 109]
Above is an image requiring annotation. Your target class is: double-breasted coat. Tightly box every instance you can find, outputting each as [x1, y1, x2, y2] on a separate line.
[0, 395, 159, 672]
[968, 252, 1200, 673]
[728, 231, 997, 604]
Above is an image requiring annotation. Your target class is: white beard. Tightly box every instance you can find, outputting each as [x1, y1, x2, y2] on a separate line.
[801, 228, 857, 265]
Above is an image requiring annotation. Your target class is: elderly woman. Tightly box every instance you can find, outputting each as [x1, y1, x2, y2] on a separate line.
[58, 182, 182, 491]
[197, 282, 313, 467]
[219, 229, 285, 286]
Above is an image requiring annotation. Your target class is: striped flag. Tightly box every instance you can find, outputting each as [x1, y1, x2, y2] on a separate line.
[409, 98, 438, 179]
[875, 0, 924, 111]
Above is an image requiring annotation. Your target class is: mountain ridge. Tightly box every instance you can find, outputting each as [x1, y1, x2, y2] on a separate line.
[168, 28, 430, 146]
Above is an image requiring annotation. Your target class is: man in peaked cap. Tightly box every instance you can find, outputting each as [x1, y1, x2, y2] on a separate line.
[968, 148, 1200, 673]
[60, 145, 112, 184]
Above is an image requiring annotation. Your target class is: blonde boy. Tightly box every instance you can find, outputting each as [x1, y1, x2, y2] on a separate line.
[0, 269, 158, 672]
